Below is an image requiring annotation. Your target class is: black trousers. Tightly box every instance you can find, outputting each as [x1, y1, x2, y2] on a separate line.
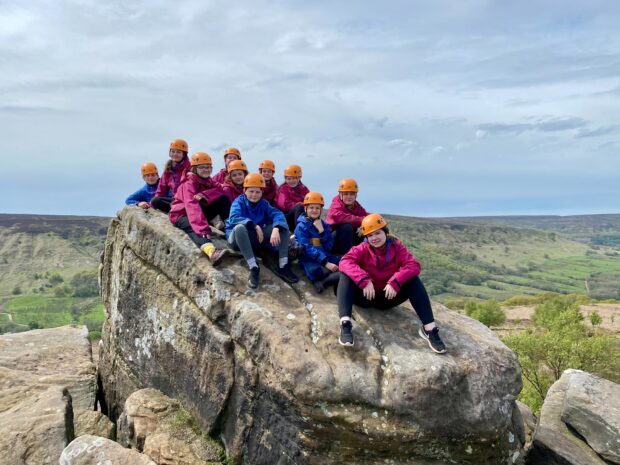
[175, 216, 212, 248]
[202, 195, 231, 221]
[336, 274, 435, 325]
[151, 196, 172, 213]
[285, 204, 306, 232]
[331, 223, 363, 255]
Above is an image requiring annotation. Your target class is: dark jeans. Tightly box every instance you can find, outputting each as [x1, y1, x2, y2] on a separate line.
[228, 223, 290, 263]
[336, 274, 435, 325]
[285, 204, 306, 232]
[151, 196, 172, 213]
[331, 223, 363, 255]
[175, 216, 212, 249]
[201, 195, 231, 221]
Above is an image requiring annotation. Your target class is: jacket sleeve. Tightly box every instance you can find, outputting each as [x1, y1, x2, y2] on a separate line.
[125, 185, 147, 205]
[182, 182, 212, 237]
[154, 172, 173, 198]
[198, 184, 226, 205]
[266, 202, 289, 230]
[326, 199, 364, 227]
[275, 186, 292, 211]
[339, 245, 372, 289]
[295, 222, 328, 265]
[387, 241, 422, 291]
[226, 198, 253, 228]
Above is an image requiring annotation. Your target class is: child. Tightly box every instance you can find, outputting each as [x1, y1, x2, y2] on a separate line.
[294, 192, 341, 294]
[336, 213, 447, 354]
[275, 164, 310, 231]
[258, 160, 278, 206]
[222, 159, 248, 203]
[125, 162, 159, 209]
[226, 173, 299, 289]
[213, 147, 242, 184]
[168, 152, 230, 265]
[151, 139, 191, 213]
[326, 178, 369, 255]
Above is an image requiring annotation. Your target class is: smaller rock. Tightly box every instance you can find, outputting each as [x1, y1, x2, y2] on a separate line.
[59, 435, 156, 465]
[74, 409, 115, 439]
[516, 400, 536, 449]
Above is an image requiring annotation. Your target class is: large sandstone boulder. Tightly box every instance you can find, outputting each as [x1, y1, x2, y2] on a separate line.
[98, 207, 523, 465]
[59, 435, 156, 465]
[117, 388, 224, 465]
[525, 370, 612, 465]
[0, 326, 96, 465]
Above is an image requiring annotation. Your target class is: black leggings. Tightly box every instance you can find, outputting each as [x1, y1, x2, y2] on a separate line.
[175, 216, 212, 249]
[331, 223, 363, 255]
[337, 274, 435, 325]
[151, 196, 173, 213]
[201, 195, 231, 221]
[285, 204, 306, 231]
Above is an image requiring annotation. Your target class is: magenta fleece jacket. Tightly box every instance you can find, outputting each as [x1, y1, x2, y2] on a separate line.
[326, 195, 368, 229]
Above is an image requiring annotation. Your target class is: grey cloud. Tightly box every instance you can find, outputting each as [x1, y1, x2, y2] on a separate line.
[575, 125, 619, 138]
[478, 117, 588, 135]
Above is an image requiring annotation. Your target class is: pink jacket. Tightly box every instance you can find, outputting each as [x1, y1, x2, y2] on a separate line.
[212, 168, 228, 184]
[339, 240, 421, 292]
[275, 183, 309, 212]
[154, 157, 191, 198]
[222, 180, 244, 203]
[326, 195, 368, 229]
[169, 173, 218, 237]
[263, 178, 279, 206]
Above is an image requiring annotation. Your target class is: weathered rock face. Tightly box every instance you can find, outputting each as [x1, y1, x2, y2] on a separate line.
[59, 435, 156, 465]
[99, 207, 523, 465]
[74, 410, 115, 439]
[525, 369, 616, 465]
[0, 326, 97, 465]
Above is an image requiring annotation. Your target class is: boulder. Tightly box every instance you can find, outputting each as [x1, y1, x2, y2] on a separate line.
[516, 401, 536, 450]
[561, 370, 620, 464]
[117, 388, 224, 465]
[98, 207, 524, 464]
[525, 370, 608, 465]
[0, 326, 96, 465]
[74, 409, 115, 439]
[59, 434, 156, 465]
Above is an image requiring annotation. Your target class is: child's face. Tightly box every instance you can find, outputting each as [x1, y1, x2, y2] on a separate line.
[169, 149, 185, 163]
[259, 168, 274, 180]
[285, 176, 300, 188]
[196, 164, 213, 179]
[143, 173, 159, 185]
[230, 170, 245, 185]
[366, 229, 387, 248]
[225, 154, 240, 166]
[245, 187, 263, 203]
[340, 192, 357, 206]
[305, 204, 322, 219]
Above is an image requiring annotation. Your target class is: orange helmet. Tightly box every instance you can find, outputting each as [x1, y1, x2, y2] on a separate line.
[303, 192, 325, 206]
[259, 160, 276, 172]
[228, 160, 248, 172]
[360, 213, 387, 236]
[243, 173, 266, 188]
[224, 147, 241, 158]
[140, 162, 158, 176]
[338, 178, 359, 193]
[170, 139, 188, 152]
[284, 164, 302, 177]
[191, 152, 212, 166]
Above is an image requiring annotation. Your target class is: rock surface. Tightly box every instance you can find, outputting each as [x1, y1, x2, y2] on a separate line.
[117, 388, 223, 465]
[99, 207, 524, 465]
[525, 369, 609, 465]
[59, 434, 156, 465]
[74, 409, 115, 439]
[561, 370, 620, 464]
[0, 326, 96, 465]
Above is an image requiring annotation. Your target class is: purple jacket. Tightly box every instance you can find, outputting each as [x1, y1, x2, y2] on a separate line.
[326, 195, 368, 229]
[275, 182, 309, 212]
[221, 180, 244, 203]
[339, 239, 421, 292]
[154, 157, 191, 198]
[169, 173, 218, 237]
[263, 178, 279, 206]
[212, 168, 228, 185]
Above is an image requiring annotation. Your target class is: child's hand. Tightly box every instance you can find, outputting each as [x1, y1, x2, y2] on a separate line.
[255, 225, 264, 243]
[363, 282, 375, 300]
[194, 194, 204, 201]
[326, 262, 339, 272]
[270, 227, 281, 246]
[313, 219, 324, 233]
[138, 202, 150, 209]
[384, 284, 397, 300]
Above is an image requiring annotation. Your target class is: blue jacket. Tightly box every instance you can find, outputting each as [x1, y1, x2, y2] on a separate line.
[125, 181, 160, 205]
[225, 195, 289, 239]
[295, 214, 340, 281]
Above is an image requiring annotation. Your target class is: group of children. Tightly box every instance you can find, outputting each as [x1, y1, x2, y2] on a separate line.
[125, 139, 447, 353]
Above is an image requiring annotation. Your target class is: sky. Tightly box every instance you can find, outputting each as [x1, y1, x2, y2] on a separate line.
[1, 0, 619, 218]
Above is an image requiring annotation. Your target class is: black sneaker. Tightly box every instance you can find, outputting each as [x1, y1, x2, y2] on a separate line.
[288, 244, 305, 261]
[339, 321, 354, 346]
[248, 267, 260, 289]
[418, 326, 447, 354]
[273, 264, 299, 284]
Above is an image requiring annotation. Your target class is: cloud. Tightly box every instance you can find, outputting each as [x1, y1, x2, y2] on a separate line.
[478, 117, 588, 136]
[575, 125, 619, 139]
[387, 138, 416, 148]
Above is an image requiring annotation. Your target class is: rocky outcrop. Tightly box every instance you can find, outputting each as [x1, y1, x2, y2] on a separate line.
[74, 410, 115, 439]
[525, 369, 618, 465]
[98, 207, 524, 464]
[0, 326, 97, 465]
[117, 388, 224, 465]
[59, 435, 156, 465]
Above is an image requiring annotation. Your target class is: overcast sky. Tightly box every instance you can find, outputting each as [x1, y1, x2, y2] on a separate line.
[2, 0, 619, 217]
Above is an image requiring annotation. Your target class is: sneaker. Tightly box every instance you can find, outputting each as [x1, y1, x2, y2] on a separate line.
[248, 267, 260, 289]
[209, 248, 229, 266]
[418, 327, 447, 354]
[288, 244, 305, 261]
[273, 264, 299, 284]
[339, 321, 354, 346]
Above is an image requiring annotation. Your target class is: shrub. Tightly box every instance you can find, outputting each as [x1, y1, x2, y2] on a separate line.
[444, 298, 466, 310]
[71, 270, 99, 297]
[12, 286, 22, 295]
[589, 311, 602, 327]
[465, 300, 506, 327]
[47, 272, 64, 286]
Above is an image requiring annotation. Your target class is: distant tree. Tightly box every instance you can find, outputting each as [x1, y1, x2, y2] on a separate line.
[465, 300, 506, 327]
[71, 270, 99, 297]
[54, 285, 72, 297]
[47, 272, 64, 286]
[28, 321, 39, 330]
[589, 311, 602, 327]
[12, 286, 22, 295]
